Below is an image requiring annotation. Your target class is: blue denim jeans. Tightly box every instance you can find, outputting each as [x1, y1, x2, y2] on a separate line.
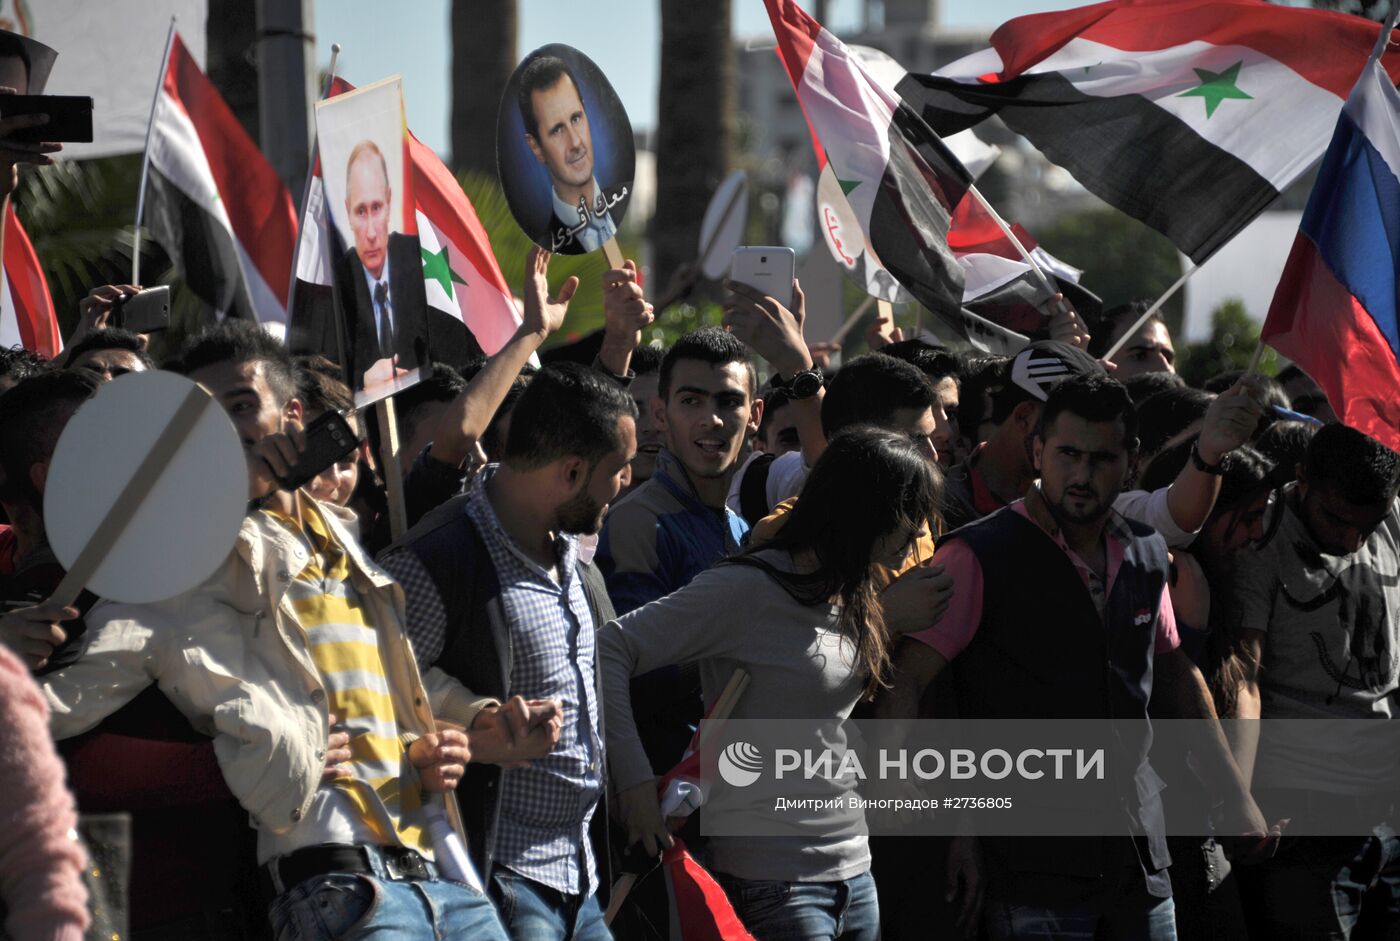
[985, 894, 1177, 941]
[267, 852, 507, 941]
[1237, 826, 1400, 940]
[984, 856, 1177, 941]
[488, 867, 611, 941]
[713, 871, 880, 941]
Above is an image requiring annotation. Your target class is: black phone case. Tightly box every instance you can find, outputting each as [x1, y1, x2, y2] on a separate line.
[1, 95, 94, 143]
[276, 411, 360, 492]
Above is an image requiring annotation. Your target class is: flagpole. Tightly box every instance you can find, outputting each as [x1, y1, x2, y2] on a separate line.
[829, 294, 877, 346]
[964, 184, 1068, 311]
[284, 43, 342, 316]
[1367, 0, 1400, 66]
[131, 17, 178, 287]
[1101, 262, 1202, 362]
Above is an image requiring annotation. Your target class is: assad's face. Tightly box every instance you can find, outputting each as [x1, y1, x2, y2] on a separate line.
[346, 154, 392, 280]
[527, 75, 594, 194]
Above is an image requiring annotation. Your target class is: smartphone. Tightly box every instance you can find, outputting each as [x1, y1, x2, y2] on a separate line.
[730, 246, 796, 310]
[0, 94, 94, 143]
[112, 286, 170, 333]
[275, 410, 360, 493]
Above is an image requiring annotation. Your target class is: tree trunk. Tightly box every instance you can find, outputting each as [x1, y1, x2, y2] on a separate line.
[205, 0, 260, 145]
[450, 0, 517, 175]
[654, 0, 733, 297]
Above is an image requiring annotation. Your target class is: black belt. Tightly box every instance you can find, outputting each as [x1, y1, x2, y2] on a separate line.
[261, 844, 434, 902]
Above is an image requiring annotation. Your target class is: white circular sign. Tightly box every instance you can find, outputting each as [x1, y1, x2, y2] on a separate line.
[698, 170, 749, 281]
[45, 371, 248, 604]
[817, 164, 911, 304]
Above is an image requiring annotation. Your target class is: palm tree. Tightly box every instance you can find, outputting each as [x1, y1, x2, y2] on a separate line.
[653, 0, 734, 298]
[450, 0, 518, 177]
[15, 156, 213, 363]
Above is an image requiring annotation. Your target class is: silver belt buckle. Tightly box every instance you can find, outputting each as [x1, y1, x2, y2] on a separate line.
[384, 848, 429, 881]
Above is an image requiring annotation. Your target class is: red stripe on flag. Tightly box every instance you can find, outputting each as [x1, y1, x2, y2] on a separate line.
[163, 34, 296, 306]
[1264, 235, 1400, 453]
[764, 0, 820, 93]
[948, 197, 1039, 257]
[4, 205, 62, 358]
[663, 839, 756, 941]
[407, 135, 513, 299]
[985, 0, 1400, 98]
[778, 45, 828, 170]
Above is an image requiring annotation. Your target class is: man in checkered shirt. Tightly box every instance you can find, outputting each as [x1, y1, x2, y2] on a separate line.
[382, 361, 637, 941]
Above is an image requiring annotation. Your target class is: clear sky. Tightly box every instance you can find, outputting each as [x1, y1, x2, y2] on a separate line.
[314, 0, 1069, 156]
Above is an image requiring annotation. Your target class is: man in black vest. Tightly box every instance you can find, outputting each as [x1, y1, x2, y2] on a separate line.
[878, 374, 1276, 940]
[380, 360, 637, 941]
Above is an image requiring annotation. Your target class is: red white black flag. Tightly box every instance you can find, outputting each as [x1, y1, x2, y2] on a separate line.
[144, 33, 297, 321]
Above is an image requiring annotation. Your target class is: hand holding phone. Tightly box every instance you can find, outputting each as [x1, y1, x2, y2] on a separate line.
[724, 251, 811, 378]
[113, 286, 171, 334]
[0, 88, 64, 184]
[273, 411, 360, 493]
[729, 246, 796, 310]
[0, 94, 93, 143]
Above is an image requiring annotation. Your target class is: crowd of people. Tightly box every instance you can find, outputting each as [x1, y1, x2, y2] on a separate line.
[0, 237, 1396, 941]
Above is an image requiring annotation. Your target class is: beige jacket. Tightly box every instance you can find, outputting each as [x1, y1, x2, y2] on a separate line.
[43, 501, 495, 841]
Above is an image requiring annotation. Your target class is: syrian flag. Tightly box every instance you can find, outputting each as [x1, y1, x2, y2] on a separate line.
[407, 134, 521, 356]
[809, 44, 999, 308]
[898, 0, 1400, 265]
[144, 33, 296, 321]
[949, 196, 1102, 336]
[1262, 39, 1400, 453]
[288, 79, 520, 362]
[763, 0, 971, 322]
[0, 205, 62, 358]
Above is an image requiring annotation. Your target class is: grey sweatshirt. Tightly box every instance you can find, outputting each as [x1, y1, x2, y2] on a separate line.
[598, 549, 871, 883]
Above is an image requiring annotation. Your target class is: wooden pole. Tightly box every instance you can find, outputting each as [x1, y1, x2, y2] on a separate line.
[376, 399, 407, 541]
[829, 295, 876, 346]
[873, 298, 896, 345]
[602, 238, 625, 270]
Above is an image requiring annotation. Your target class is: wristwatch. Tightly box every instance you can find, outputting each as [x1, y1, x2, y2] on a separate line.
[774, 366, 824, 400]
[1189, 441, 1225, 475]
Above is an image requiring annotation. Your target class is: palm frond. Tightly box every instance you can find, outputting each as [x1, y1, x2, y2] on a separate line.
[458, 169, 643, 347]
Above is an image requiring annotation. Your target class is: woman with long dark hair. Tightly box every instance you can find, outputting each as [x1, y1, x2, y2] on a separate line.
[1138, 437, 1275, 941]
[599, 426, 942, 941]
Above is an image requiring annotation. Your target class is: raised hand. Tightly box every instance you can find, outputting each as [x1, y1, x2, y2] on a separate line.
[521, 245, 578, 340]
[0, 87, 62, 197]
[1198, 379, 1266, 465]
[723, 278, 811, 378]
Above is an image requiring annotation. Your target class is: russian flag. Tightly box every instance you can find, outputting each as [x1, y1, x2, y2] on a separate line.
[1263, 44, 1400, 453]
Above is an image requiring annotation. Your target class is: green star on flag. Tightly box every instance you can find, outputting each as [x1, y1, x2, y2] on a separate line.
[826, 152, 861, 195]
[422, 244, 467, 299]
[1178, 61, 1253, 119]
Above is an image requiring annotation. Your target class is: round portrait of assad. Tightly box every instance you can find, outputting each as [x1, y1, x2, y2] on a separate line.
[497, 44, 636, 256]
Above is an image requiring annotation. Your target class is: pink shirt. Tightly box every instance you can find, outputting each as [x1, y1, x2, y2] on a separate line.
[911, 499, 1179, 662]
